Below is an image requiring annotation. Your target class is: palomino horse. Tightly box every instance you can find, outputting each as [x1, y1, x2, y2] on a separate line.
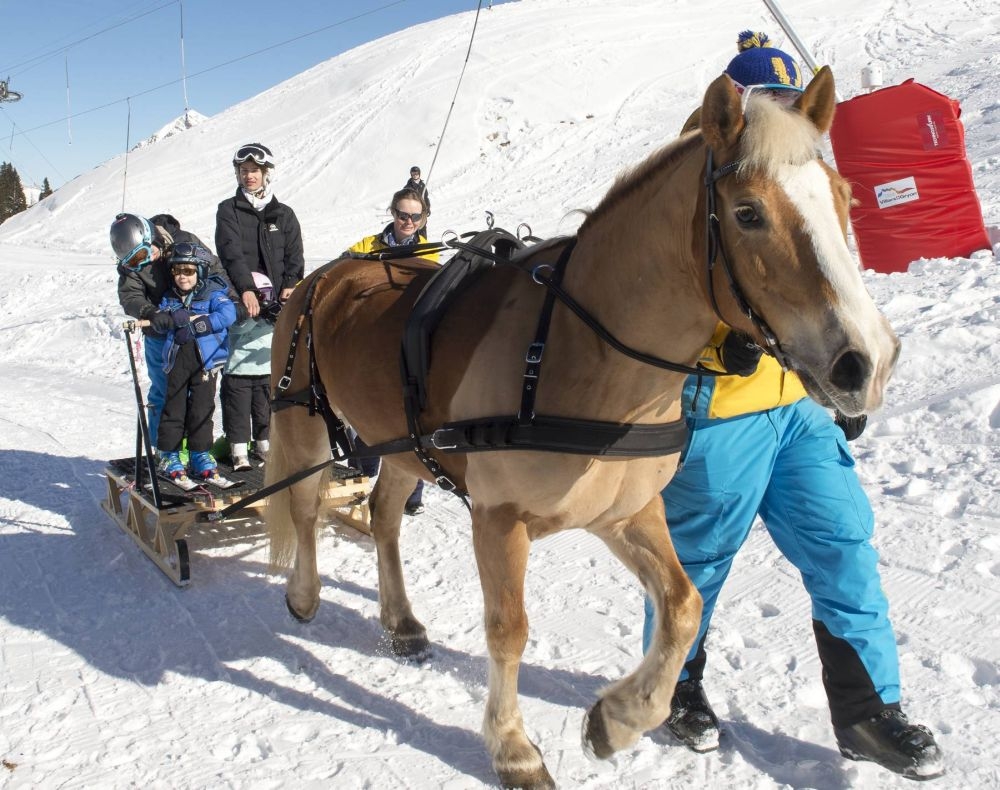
[265, 67, 898, 789]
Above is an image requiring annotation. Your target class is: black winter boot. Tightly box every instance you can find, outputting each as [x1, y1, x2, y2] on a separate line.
[664, 679, 720, 753]
[835, 709, 944, 780]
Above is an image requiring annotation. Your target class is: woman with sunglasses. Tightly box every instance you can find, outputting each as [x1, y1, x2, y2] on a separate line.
[344, 187, 437, 514]
[215, 142, 304, 321]
[112, 213, 222, 447]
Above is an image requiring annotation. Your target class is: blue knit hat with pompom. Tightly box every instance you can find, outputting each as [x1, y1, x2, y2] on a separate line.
[725, 31, 804, 91]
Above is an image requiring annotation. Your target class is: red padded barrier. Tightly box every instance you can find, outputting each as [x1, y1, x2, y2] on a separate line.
[829, 80, 989, 273]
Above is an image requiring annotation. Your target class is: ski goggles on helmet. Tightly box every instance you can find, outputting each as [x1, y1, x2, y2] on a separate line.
[120, 242, 154, 272]
[735, 82, 803, 112]
[233, 143, 275, 167]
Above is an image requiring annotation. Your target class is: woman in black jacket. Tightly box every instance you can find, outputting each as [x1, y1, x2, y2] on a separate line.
[215, 142, 304, 318]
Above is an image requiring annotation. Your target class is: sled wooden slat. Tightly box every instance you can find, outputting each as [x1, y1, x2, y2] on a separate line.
[101, 458, 371, 586]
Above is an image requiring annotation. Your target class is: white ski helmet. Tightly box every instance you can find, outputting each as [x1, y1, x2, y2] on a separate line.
[252, 271, 274, 303]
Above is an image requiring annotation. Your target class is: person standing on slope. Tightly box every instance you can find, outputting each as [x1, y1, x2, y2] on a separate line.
[641, 31, 943, 782]
[215, 143, 304, 319]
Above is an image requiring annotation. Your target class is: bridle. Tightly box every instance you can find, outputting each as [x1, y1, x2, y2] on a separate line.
[703, 149, 792, 370]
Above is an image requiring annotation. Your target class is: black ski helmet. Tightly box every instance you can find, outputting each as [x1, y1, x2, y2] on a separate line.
[110, 213, 154, 268]
[168, 241, 213, 281]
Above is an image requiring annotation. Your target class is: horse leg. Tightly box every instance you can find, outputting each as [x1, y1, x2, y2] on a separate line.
[264, 407, 329, 623]
[370, 461, 430, 657]
[582, 495, 701, 758]
[474, 508, 555, 790]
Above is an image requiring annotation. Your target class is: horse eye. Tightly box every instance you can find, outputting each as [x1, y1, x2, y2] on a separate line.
[734, 205, 759, 224]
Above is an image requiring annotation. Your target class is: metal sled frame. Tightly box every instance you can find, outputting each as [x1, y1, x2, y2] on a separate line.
[101, 460, 371, 587]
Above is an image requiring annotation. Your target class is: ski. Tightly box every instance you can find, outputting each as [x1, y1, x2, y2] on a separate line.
[193, 471, 240, 490]
[156, 470, 200, 492]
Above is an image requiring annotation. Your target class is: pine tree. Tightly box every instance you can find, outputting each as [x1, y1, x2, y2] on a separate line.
[39, 177, 52, 200]
[0, 161, 28, 223]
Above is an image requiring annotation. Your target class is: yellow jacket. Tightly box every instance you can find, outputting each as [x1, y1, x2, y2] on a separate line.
[685, 324, 807, 419]
[347, 224, 439, 263]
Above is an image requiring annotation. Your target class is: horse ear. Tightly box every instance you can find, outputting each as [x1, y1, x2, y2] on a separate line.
[795, 66, 837, 134]
[700, 73, 745, 152]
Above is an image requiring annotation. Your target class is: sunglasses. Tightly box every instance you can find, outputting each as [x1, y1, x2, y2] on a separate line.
[393, 209, 424, 223]
[121, 243, 153, 272]
[172, 265, 199, 276]
[233, 144, 274, 167]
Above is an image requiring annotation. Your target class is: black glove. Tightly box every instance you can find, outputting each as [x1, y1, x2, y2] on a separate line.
[149, 311, 174, 334]
[260, 300, 283, 324]
[191, 316, 212, 337]
[720, 331, 764, 377]
[171, 308, 191, 327]
[835, 410, 867, 441]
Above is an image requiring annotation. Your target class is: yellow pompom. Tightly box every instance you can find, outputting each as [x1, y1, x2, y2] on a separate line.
[737, 30, 772, 51]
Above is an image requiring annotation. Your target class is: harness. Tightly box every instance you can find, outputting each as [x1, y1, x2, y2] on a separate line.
[207, 150, 766, 520]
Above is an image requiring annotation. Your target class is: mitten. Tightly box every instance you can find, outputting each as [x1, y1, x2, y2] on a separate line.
[191, 316, 213, 336]
[174, 324, 193, 345]
[720, 331, 763, 377]
[149, 311, 173, 334]
[834, 410, 867, 441]
[171, 308, 191, 327]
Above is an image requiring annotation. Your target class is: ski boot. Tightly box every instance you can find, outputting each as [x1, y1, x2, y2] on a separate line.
[189, 450, 219, 480]
[664, 679, 720, 753]
[835, 708, 944, 780]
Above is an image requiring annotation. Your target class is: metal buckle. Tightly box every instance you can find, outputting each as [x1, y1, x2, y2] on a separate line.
[431, 430, 458, 450]
[435, 475, 457, 491]
[525, 342, 544, 364]
[277, 375, 292, 391]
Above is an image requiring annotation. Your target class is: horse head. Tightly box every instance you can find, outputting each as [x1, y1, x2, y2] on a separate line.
[698, 66, 899, 415]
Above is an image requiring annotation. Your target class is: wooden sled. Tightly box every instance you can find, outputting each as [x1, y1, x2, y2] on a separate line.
[101, 457, 371, 586]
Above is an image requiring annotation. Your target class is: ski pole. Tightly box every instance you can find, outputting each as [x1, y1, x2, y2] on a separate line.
[123, 320, 161, 507]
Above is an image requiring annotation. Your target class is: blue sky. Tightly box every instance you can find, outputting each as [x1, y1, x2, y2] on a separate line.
[0, 0, 506, 189]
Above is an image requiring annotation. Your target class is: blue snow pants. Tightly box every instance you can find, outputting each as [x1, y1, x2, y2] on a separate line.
[642, 398, 900, 725]
[144, 333, 167, 446]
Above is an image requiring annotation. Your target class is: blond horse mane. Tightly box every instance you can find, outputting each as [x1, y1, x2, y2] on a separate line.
[737, 94, 823, 179]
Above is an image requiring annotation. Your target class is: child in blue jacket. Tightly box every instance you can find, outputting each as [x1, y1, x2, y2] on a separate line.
[156, 243, 237, 483]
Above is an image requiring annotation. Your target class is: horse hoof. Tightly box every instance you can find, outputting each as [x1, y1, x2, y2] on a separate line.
[387, 631, 432, 661]
[582, 698, 615, 760]
[496, 756, 555, 790]
[285, 594, 317, 623]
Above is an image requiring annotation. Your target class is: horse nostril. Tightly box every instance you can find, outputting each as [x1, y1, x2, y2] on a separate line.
[830, 349, 870, 393]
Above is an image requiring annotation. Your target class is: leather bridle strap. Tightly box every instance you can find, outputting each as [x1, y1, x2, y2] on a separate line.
[703, 150, 791, 370]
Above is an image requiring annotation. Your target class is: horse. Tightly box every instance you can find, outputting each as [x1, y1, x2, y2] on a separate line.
[264, 66, 898, 789]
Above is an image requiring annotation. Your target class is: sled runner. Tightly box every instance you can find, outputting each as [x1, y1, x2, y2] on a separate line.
[101, 455, 370, 586]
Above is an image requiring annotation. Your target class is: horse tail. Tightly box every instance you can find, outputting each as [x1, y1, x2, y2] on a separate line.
[263, 412, 298, 571]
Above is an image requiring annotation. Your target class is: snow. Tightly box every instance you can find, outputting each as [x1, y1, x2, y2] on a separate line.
[2, 0, 1000, 788]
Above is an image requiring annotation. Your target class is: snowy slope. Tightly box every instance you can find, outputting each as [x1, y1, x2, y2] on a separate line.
[1, 0, 1000, 788]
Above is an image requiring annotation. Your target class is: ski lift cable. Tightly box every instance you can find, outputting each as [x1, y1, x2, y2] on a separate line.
[122, 98, 132, 212]
[11, 0, 411, 139]
[2, 1, 179, 79]
[0, 107, 64, 184]
[424, 0, 483, 190]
